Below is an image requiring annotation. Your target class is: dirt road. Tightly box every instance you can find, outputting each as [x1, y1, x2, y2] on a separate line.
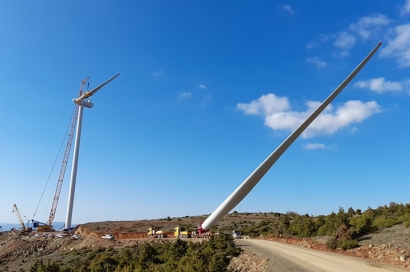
[237, 239, 409, 272]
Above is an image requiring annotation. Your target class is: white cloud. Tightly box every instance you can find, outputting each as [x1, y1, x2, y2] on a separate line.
[380, 24, 410, 67]
[350, 127, 359, 134]
[237, 94, 290, 115]
[306, 42, 316, 49]
[283, 5, 295, 15]
[199, 84, 207, 89]
[319, 34, 333, 42]
[349, 15, 389, 39]
[354, 77, 403, 93]
[332, 50, 350, 58]
[306, 57, 327, 68]
[237, 94, 381, 138]
[334, 32, 356, 49]
[303, 143, 326, 150]
[179, 92, 191, 98]
[201, 94, 212, 107]
[404, 79, 410, 90]
[340, 50, 350, 57]
[309, 15, 388, 57]
[401, 0, 410, 16]
[153, 70, 164, 77]
[203, 94, 212, 101]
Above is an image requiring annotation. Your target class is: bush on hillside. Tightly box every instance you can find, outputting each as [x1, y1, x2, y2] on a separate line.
[29, 233, 242, 272]
[338, 239, 359, 250]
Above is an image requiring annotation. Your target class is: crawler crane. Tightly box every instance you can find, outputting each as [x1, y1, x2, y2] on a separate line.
[12, 204, 32, 234]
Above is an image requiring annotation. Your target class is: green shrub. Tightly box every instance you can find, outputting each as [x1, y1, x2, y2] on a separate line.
[373, 216, 398, 229]
[26, 234, 240, 272]
[350, 215, 374, 235]
[29, 260, 61, 272]
[326, 237, 338, 250]
[338, 239, 359, 250]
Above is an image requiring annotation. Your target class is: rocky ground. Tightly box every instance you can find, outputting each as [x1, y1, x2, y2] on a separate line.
[1, 217, 410, 271]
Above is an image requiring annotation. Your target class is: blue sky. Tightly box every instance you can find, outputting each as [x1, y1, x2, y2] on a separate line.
[1, 1, 410, 225]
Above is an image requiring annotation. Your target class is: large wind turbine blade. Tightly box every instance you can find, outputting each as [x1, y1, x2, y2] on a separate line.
[200, 42, 382, 232]
[75, 73, 120, 102]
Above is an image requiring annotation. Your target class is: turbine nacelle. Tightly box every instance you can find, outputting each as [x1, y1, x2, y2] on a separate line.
[73, 99, 93, 108]
[73, 73, 120, 105]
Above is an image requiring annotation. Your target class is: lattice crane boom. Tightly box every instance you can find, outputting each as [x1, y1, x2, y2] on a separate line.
[12, 204, 25, 230]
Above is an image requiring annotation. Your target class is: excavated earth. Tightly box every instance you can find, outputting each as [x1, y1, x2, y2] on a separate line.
[1, 216, 410, 271]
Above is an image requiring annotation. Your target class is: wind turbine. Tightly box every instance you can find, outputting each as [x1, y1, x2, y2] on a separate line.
[65, 73, 120, 229]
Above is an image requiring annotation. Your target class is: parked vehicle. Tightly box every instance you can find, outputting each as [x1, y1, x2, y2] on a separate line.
[101, 234, 114, 239]
[174, 226, 189, 238]
[232, 230, 241, 239]
[147, 227, 164, 238]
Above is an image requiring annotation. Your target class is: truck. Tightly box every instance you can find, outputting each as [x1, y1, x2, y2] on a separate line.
[174, 226, 189, 238]
[147, 227, 164, 238]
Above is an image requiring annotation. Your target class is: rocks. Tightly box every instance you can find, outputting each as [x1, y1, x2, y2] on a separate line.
[228, 251, 269, 272]
[399, 255, 407, 263]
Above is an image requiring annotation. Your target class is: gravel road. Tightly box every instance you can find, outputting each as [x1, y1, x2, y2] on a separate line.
[237, 239, 409, 272]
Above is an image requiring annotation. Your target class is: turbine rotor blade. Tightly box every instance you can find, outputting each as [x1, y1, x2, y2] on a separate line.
[75, 73, 120, 102]
[200, 42, 382, 232]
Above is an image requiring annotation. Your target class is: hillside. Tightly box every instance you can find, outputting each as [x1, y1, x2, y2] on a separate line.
[1, 210, 410, 271]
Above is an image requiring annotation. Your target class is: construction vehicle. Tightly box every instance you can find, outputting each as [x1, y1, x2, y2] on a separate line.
[174, 226, 189, 238]
[147, 227, 165, 238]
[32, 220, 54, 232]
[191, 228, 212, 239]
[12, 204, 32, 234]
[32, 77, 90, 232]
[147, 226, 211, 239]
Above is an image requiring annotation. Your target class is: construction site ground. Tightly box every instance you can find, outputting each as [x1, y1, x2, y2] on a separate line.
[1, 214, 410, 271]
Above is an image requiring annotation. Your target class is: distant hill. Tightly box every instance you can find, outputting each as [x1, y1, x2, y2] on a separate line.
[0, 222, 66, 232]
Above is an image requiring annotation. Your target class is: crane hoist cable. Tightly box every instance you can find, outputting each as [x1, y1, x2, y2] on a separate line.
[32, 107, 75, 221]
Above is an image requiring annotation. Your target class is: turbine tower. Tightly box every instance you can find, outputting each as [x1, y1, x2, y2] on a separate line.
[65, 73, 120, 229]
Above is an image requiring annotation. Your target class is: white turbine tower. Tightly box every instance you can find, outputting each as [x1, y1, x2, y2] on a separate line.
[65, 73, 120, 229]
